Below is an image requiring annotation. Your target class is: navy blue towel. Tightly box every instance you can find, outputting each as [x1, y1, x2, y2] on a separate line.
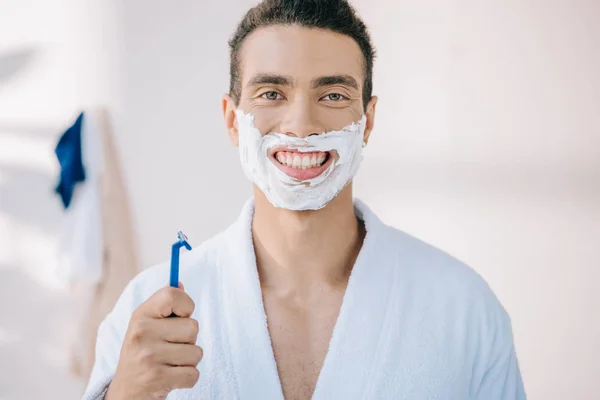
[55, 112, 86, 208]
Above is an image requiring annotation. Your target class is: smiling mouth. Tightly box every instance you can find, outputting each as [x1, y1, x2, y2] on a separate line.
[270, 149, 333, 180]
[274, 150, 329, 169]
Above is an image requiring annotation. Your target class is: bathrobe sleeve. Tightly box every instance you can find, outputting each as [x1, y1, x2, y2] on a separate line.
[473, 304, 527, 400]
[475, 341, 526, 399]
[81, 278, 140, 399]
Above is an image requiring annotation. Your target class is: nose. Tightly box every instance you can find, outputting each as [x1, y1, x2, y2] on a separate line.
[278, 97, 323, 139]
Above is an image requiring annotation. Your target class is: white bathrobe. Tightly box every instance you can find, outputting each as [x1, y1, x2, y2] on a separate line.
[83, 199, 526, 399]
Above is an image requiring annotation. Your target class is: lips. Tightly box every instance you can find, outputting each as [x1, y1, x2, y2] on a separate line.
[270, 149, 333, 180]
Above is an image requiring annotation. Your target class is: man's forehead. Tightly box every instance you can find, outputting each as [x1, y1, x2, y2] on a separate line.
[239, 25, 364, 87]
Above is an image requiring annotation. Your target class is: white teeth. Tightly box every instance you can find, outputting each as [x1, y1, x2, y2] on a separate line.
[275, 151, 329, 169]
[301, 156, 310, 169]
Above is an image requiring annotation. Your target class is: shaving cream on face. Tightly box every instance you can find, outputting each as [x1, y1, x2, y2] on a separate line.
[236, 109, 366, 211]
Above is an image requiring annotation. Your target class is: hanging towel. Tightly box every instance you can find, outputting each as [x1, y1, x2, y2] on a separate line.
[55, 111, 104, 286]
[82, 198, 526, 400]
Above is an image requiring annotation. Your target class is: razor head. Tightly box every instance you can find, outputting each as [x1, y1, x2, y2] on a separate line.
[177, 231, 192, 250]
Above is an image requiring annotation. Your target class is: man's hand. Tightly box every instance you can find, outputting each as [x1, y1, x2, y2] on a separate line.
[105, 284, 203, 400]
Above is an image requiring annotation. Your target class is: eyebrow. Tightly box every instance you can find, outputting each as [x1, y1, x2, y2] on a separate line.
[247, 74, 294, 87]
[311, 75, 359, 90]
[246, 74, 359, 90]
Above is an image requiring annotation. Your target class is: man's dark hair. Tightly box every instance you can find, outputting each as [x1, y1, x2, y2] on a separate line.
[228, 0, 376, 110]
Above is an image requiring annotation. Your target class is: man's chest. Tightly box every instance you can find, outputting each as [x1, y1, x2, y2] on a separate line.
[262, 293, 344, 400]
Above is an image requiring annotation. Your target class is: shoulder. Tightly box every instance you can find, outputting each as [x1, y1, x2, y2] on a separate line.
[378, 224, 516, 367]
[358, 199, 503, 311]
[377, 220, 486, 287]
[381, 223, 511, 329]
[380, 226, 522, 395]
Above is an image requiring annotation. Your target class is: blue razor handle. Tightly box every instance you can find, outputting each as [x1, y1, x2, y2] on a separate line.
[170, 231, 192, 288]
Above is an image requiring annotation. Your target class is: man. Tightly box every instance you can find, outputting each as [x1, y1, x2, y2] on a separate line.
[83, 0, 526, 399]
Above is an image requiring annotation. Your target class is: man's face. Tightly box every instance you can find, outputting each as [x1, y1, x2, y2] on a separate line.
[224, 25, 377, 144]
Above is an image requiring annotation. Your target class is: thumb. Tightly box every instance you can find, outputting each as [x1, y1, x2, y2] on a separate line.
[178, 281, 185, 291]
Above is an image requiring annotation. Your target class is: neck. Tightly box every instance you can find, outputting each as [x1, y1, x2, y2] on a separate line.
[251, 185, 365, 297]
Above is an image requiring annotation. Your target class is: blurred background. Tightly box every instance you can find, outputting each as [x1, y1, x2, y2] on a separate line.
[0, 0, 598, 399]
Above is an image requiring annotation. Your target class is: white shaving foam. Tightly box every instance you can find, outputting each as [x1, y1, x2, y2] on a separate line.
[236, 109, 366, 211]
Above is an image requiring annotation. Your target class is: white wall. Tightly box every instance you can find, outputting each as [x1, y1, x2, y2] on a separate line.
[1, 0, 598, 398]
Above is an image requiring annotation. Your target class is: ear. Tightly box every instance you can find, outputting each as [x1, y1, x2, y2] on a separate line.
[363, 95, 378, 145]
[222, 94, 239, 147]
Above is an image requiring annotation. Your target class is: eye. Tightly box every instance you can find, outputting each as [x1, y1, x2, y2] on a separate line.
[261, 91, 284, 100]
[321, 93, 348, 101]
